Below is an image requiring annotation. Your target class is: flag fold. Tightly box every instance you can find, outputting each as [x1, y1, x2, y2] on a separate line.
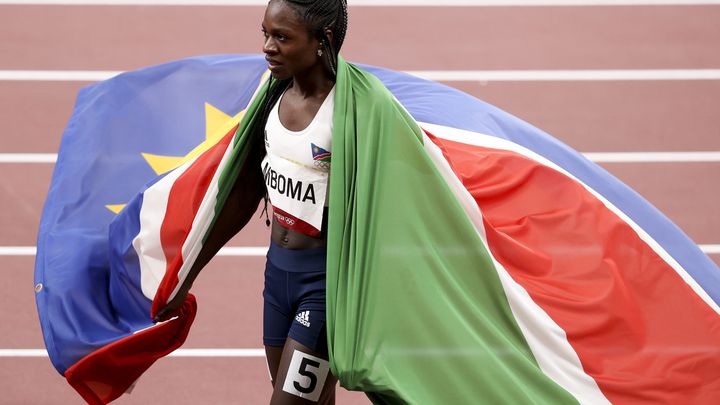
[35, 54, 720, 404]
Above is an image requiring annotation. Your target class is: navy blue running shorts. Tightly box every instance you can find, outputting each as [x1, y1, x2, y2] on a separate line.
[263, 241, 328, 355]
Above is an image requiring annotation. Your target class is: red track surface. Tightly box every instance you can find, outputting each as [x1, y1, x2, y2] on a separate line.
[1, 3, 718, 404]
[3, 6, 720, 70]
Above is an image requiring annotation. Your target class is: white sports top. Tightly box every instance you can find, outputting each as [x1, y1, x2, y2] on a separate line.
[261, 85, 335, 237]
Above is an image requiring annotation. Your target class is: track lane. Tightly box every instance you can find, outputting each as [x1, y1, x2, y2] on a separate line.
[6, 237, 720, 348]
[0, 162, 272, 246]
[0, 81, 84, 153]
[6, 255, 371, 404]
[452, 80, 720, 152]
[3, 160, 717, 245]
[1, 5, 719, 70]
[3, 3, 719, 403]
[0, 357, 371, 404]
[3, 256, 269, 349]
[1, 257, 40, 348]
[596, 162, 720, 244]
[3, 80, 720, 153]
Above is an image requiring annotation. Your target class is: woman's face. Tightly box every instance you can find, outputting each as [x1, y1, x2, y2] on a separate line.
[262, 0, 320, 80]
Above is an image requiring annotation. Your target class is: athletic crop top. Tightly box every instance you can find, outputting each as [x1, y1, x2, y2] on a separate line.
[261, 85, 335, 237]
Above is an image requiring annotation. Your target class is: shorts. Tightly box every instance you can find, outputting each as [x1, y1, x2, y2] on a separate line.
[263, 241, 328, 355]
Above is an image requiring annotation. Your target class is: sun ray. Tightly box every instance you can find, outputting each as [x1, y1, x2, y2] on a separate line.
[105, 103, 245, 214]
[105, 204, 126, 214]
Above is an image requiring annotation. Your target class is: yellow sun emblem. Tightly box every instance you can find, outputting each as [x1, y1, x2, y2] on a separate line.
[105, 103, 245, 214]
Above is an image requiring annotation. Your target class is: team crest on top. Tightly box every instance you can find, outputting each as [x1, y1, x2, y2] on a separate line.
[311, 143, 331, 171]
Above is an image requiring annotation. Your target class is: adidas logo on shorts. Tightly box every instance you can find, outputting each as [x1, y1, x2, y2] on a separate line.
[295, 311, 311, 327]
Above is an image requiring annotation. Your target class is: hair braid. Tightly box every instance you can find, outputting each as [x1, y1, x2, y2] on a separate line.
[283, 0, 348, 76]
[248, 76, 290, 222]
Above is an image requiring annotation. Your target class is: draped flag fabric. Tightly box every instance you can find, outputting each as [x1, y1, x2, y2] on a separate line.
[35, 54, 720, 404]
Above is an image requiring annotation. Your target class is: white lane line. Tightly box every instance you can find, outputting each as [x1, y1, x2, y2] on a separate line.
[0, 246, 270, 256]
[586, 152, 720, 163]
[0, 246, 267, 256]
[3, 245, 718, 256]
[0, 70, 122, 81]
[2, 69, 720, 82]
[0, 348, 265, 357]
[216, 247, 268, 256]
[4, 152, 720, 164]
[408, 70, 720, 81]
[0, 153, 57, 163]
[0, 246, 36, 255]
[1, 1, 719, 6]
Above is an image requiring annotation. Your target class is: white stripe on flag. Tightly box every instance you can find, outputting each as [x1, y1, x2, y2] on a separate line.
[0, 348, 265, 357]
[420, 128, 611, 404]
[422, 122, 720, 316]
[134, 155, 199, 300]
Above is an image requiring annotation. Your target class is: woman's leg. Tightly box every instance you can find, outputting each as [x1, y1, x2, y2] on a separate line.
[270, 337, 337, 405]
[265, 345, 285, 386]
[263, 256, 292, 386]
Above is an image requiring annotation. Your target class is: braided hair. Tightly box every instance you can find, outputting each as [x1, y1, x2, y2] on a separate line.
[283, 0, 348, 77]
[252, 0, 348, 225]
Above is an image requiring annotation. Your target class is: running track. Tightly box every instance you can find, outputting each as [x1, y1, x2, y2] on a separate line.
[1, 1, 718, 403]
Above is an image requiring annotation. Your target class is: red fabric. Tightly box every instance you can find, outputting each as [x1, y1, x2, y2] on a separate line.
[152, 125, 238, 317]
[428, 131, 720, 404]
[65, 295, 197, 405]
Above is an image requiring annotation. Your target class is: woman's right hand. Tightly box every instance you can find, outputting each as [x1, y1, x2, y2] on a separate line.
[153, 288, 190, 322]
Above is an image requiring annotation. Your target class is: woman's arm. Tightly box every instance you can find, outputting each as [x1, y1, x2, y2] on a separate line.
[154, 159, 265, 321]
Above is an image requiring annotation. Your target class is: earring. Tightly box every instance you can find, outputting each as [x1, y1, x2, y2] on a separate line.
[317, 48, 323, 56]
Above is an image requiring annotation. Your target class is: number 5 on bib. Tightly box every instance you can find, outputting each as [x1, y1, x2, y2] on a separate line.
[282, 350, 331, 402]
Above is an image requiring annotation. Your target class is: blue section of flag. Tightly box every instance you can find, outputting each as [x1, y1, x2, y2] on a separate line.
[35, 55, 266, 374]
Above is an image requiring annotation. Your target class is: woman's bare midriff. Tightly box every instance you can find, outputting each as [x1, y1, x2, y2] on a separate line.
[270, 218, 327, 249]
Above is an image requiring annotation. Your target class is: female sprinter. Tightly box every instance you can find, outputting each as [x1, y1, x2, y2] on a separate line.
[256, 0, 347, 403]
[156, 1, 348, 403]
